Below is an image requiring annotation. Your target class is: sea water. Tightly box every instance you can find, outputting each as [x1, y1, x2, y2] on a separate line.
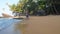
[0, 18, 22, 34]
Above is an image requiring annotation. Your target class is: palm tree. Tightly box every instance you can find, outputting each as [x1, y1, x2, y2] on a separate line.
[8, 0, 29, 16]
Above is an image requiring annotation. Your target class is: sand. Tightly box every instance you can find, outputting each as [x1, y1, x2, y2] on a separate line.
[16, 15, 60, 34]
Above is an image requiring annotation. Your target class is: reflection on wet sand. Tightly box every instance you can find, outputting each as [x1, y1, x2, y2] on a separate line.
[15, 22, 28, 34]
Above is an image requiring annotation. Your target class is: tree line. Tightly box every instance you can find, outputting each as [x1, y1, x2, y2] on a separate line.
[8, 0, 60, 16]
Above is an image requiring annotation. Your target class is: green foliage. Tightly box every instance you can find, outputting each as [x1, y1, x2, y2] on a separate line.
[9, 4, 16, 11]
[9, 0, 46, 15]
[30, 11, 33, 15]
[9, 0, 27, 12]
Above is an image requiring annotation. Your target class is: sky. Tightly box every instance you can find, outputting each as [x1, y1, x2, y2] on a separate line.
[0, 0, 19, 16]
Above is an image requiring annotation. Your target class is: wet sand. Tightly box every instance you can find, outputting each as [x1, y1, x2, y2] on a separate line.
[16, 15, 60, 34]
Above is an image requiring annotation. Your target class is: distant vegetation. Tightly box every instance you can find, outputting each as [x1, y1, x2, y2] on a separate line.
[8, 0, 46, 16]
[8, 0, 60, 16]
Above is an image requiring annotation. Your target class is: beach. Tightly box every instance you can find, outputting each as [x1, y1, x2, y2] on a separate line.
[16, 15, 60, 34]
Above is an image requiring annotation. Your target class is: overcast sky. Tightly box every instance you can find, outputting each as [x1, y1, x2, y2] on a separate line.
[0, 0, 19, 16]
